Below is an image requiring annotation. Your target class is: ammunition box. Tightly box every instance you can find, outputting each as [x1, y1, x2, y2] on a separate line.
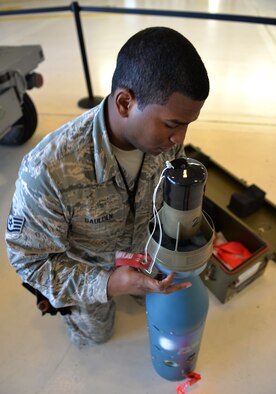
[185, 144, 276, 303]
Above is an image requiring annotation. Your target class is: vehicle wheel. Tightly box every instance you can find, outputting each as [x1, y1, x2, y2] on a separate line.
[0, 93, 38, 146]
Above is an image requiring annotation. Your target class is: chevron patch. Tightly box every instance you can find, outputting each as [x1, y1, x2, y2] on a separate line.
[7, 215, 25, 234]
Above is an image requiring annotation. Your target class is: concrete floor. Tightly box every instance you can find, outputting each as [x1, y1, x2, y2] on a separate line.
[0, 1, 276, 393]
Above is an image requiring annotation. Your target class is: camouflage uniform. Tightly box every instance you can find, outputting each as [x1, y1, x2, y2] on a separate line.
[5, 97, 185, 346]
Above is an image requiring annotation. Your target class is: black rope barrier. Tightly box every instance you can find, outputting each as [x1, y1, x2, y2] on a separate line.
[1, 2, 275, 108]
[0, 5, 70, 15]
[1, 3, 275, 25]
[81, 6, 276, 26]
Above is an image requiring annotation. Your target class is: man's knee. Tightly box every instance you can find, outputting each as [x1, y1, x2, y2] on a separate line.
[62, 300, 116, 347]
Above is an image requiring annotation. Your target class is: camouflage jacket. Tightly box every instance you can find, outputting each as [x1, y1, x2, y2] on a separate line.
[5, 98, 185, 308]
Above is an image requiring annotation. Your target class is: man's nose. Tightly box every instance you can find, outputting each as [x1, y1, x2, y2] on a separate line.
[169, 127, 187, 145]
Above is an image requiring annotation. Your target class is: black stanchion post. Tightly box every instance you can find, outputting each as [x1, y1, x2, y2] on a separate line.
[71, 1, 103, 109]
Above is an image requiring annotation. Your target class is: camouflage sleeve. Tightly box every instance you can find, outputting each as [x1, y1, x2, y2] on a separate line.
[5, 157, 111, 308]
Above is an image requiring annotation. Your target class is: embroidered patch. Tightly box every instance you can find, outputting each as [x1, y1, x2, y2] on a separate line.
[7, 215, 25, 234]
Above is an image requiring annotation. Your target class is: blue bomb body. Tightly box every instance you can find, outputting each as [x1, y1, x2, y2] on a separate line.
[146, 274, 209, 381]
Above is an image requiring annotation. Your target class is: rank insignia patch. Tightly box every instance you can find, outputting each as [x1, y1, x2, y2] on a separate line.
[7, 215, 25, 233]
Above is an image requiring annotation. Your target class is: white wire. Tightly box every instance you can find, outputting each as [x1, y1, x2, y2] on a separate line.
[144, 161, 174, 274]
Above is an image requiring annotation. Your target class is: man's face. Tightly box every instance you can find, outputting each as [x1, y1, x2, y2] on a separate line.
[123, 92, 205, 155]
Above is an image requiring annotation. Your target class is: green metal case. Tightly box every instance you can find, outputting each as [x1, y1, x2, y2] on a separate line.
[185, 144, 276, 303]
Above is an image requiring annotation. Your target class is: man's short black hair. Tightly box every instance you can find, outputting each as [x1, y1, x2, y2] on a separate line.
[111, 27, 209, 109]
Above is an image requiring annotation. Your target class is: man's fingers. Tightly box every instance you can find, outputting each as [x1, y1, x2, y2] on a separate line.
[157, 272, 174, 290]
[147, 272, 192, 294]
[108, 265, 192, 297]
[163, 281, 192, 294]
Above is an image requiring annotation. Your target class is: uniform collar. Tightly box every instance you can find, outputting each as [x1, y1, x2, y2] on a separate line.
[92, 96, 117, 184]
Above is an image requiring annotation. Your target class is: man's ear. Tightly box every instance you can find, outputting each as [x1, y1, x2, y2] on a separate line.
[115, 89, 135, 117]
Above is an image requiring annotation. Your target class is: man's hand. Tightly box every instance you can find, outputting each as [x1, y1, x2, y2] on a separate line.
[107, 266, 191, 298]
